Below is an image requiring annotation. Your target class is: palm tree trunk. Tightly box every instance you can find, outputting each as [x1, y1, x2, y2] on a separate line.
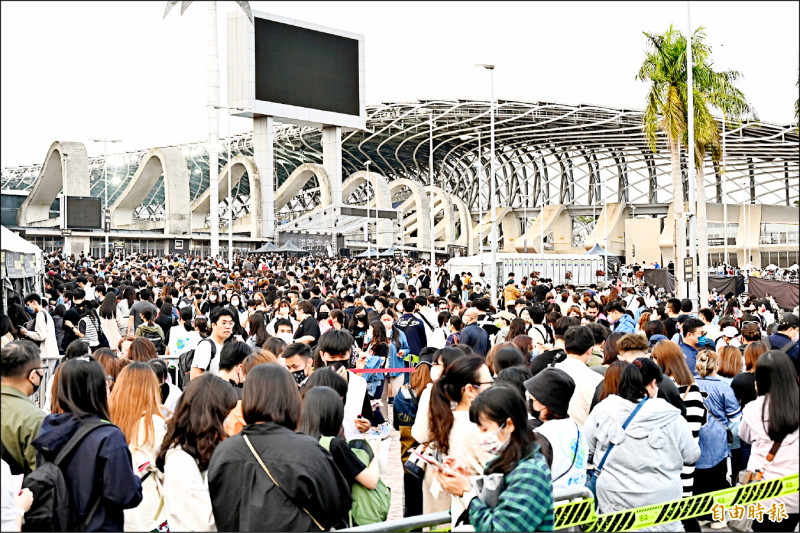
[696, 162, 709, 305]
[670, 136, 685, 298]
[208, 1, 220, 258]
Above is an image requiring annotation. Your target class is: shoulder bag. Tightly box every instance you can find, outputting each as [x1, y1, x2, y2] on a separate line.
[585, 397, 648, 500]
[242, 434, 324, 531]
[727, 439, 783, 532]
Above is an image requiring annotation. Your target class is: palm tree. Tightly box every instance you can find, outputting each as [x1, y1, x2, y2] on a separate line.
[637, 25, 754, 299]
[637, 25, 689, 295]
[684, 30, 755, 303]
[164, 1, 253, 260]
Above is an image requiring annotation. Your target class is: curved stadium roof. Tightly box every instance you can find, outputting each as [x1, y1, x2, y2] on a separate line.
[2, 99, 797, 222]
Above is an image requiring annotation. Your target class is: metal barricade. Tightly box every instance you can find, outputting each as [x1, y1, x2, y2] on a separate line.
[338, 487, 594, 532]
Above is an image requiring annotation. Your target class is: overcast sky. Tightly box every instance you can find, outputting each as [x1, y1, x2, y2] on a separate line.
[1, 1, 797, 168]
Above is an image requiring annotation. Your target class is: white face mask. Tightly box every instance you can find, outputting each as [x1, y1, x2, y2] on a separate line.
[278, 332, 294, 344]
[209, 296, 217, 302]
[479, 423, 509, 456]
[231, 299, 239, 307]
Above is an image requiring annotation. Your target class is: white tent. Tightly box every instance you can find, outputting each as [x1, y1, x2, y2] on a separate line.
[764, 264, 779, 271]
[1, 225, 42, 256]
[788, 264, 799, 271]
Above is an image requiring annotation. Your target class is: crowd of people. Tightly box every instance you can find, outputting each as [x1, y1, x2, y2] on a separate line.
[1, 249, 799, 532]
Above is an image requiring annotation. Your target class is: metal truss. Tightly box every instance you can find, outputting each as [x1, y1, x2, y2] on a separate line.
[3, 100, 798, 221]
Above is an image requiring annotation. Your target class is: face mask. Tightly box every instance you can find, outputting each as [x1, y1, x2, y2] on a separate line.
[291, 369, 307, 385]
[278, 332, 294, 344]
[697, 335, 708, 346]
[279, 308, 289, 316]
[231, 299, 239, 307]
[326, 359, 352, 372]
[479, 422, 509, 456]
[318, 311, 329, 320]
[195, 294, 203, 299]
[26, 306, 35, 315]
[209, 296, 217, 302]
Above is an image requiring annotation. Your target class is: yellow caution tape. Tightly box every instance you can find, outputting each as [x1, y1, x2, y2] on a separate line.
[554, 474, 798, 531]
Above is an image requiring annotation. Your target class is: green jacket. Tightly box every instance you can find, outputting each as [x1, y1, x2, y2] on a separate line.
[1, 385, 45, 473]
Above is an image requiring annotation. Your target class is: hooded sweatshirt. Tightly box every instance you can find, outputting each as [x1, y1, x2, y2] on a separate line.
[612, 313, 637, 334]
[32, 413, 143, 531]
[583, 395, 701, 532]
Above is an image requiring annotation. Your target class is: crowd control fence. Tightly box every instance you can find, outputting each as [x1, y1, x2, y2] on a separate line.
[340, 474, 799, 532]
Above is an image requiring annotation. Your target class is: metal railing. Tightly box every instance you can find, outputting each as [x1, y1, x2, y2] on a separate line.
[339, 487, 593, 532]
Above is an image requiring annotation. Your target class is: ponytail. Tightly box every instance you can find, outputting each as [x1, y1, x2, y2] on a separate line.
[428, 356, 484, 455]
[618, 357, 663, 403]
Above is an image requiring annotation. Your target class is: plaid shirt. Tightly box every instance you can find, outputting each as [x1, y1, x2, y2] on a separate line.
[469, 450, 555, 532]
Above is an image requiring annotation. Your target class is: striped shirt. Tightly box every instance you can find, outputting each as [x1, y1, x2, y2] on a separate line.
[79, 313, 101, 348]
[677, 381, 707, 497]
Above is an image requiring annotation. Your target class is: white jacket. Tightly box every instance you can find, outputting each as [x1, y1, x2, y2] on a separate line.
[163, 447, 216, 531]
[124, 415, 168, 532]
[23, 310, 59, 357]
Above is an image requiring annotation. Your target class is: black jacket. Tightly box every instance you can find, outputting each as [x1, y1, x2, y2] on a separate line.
[33, 413, 142, 531]
[208, 422, 351, 531]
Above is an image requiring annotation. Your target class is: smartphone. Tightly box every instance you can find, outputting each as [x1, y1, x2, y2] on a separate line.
[411, 450, 450, 472]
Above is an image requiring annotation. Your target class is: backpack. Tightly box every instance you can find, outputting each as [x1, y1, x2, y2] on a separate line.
[22, 419, 106, 532]
[319, 436, 391, 527]
[177, 337, 216, 389]
[142, 327, 164, 354]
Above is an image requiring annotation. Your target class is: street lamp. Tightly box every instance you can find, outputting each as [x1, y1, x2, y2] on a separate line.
[60, 153, 71, 231]
[476, 63, 497, 307]
[365, 160, 371, 257]
[429, 112, 435, 267]
[89, 139, 122, 258]
[212, 105, 246, 267]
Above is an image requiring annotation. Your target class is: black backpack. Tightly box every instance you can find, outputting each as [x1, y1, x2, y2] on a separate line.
[22, 419, 106, 532]
[177, 338, 216, 389]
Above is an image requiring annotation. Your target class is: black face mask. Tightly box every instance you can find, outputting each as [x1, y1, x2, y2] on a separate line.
[326, 358, 352, 372]
[318, 311, 329, 320]
[291, 369, 307, 385]
[195, 294, 203, 300]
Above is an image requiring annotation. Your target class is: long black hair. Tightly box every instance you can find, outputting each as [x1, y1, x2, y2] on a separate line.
[429, 355, 485, 455]
[618, 357, 663, 402]
[300, 386, 344, 439]
[469, 385, 536, 475]
[57, 356, 111, 420]
[755, 350, 800, 441]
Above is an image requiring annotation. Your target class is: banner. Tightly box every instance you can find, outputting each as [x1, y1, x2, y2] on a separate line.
[643, 269, 675, 293]
[748, 277, 799, 311]
[708, 275, 745, 296]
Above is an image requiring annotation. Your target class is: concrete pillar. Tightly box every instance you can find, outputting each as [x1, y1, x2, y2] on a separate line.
[322, 126, 343, 206]
[254, 116, 275, 239]
[64, 236, 90, 257]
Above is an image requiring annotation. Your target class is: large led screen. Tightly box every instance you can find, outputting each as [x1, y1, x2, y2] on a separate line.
[254, 17, 360, 117]
[66, 196, 101, 229]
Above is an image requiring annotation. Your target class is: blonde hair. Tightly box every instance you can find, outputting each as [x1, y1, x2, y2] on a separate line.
[695, 349, 719, 378]
[109, 362, 164, 446]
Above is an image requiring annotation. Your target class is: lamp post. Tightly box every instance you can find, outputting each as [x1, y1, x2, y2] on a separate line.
[365, 160, 371, 257]
[722, 119, 727, 268]
[429, 113, 435, 267]
[89, 139, 122, 258]
[212, 105, 246, 267]
[477, 63, 497, 307]
[686, 0, 699, 308]
[60, 153, 71, 232]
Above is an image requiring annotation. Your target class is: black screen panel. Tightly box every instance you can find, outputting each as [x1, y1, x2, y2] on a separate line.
[66, 196, 101, 229]
[254, 17, 359, 116]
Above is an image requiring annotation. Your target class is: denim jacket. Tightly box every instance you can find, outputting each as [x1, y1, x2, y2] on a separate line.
[695, 376, 741, 469]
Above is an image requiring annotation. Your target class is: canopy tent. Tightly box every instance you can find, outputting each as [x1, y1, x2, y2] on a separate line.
[789, 264, 799, 271]
[1, 225, 45, 311]
[584, 244, 607, 256]
[355, 247, 381, 258]
[764, 264, 779, 271]
[276, 241, 309, 254]
[252, 242, 280, 253]
[378, 246, 405, 257]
